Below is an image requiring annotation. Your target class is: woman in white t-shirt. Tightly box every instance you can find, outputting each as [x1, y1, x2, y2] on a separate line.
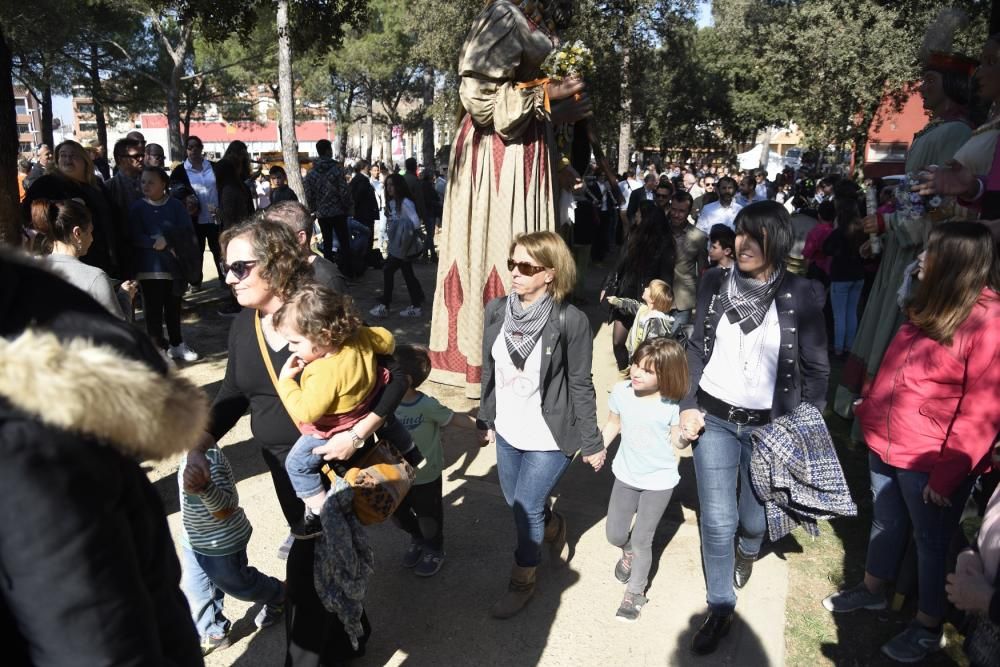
[478, 231, 604, 620]
[679, 201, 829, 655]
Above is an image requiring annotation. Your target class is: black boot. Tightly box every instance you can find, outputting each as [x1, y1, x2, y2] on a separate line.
[734, 548, 756, 589]
[691, 611, 733, 655]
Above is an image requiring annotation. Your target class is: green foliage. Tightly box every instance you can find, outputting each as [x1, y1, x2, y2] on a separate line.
[702, 0, 990, 160]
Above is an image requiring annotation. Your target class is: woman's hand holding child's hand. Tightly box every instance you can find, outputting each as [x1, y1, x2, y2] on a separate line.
[679, 409, 705, 442]
[279, 354, 306, 380]
[583, 448, 607, 472]
[182, 464, 209, 493]
[153, 236, 168, 251]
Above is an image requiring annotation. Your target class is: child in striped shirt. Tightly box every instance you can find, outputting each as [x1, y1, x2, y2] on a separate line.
[178, 444, 285, 656]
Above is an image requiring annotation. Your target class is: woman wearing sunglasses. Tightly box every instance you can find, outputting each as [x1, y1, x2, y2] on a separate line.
[185, 218, 409, 664]
[478, 230, 604, 619]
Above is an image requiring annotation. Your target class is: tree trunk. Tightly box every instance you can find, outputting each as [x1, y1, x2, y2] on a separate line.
[0, 29, 21, 244]
[617, 45, 631, 175]
[758, 127, 772, 170]
[165, 83, 183, 162]
[365, 95, 374, 163]
[422, 67, 435, 170]
[277, 0, 305, 201]
[337, 87, 355, 159]
[41, 74, 54, 149]
[89, 45, 108, 151]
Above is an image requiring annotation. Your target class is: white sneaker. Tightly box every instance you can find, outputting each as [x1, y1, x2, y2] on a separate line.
[399, 305, 422, 317]
[369, 304, 388, 318]
[169, 342, 199, 362]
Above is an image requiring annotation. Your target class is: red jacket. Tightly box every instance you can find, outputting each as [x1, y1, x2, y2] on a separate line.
[856, 288, 1000, 496]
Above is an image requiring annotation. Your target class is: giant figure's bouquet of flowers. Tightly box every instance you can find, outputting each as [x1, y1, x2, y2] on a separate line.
[541, 40, 594, 80]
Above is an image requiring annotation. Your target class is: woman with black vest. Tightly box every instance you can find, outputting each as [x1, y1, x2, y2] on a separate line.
[679, 201, 829, 655]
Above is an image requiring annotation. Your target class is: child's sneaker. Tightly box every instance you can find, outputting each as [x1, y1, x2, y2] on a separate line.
[414, 550, 445, 577]
[401, 540, 423, 568]
[614, 550, 634, 583]
[291, 512, 322, 539]
[399, 305, 422, 317]
[369, 303, 388, 318]
[169, 342, 199, 362]
[200, 632, 231, 656]
[615, 592, 647, 623]
[255, 602, 284, 629]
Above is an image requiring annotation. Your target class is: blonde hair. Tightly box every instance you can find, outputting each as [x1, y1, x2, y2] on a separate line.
[631, 337, 689, 400]
[647, 279, 673, 312]
[509, 230, 576, 302]
[52, 140, 98, 187]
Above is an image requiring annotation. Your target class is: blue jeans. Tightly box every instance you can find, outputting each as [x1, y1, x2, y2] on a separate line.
[286, 418, 412, 500]
[671, 308, 692, 339]
[829, 279, 863, 353]
[864, 453, 975, 619]
[495, 433, 572, 567]
[180, 547, 283, 639]
[692, 414, 767, 612]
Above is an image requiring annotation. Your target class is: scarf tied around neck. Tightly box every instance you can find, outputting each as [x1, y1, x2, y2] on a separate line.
[503, 292, 554, 370]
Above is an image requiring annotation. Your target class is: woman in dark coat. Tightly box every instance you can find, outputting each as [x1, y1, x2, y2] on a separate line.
[22, 139, 129, 279]
[679, 201, 829, 655]
[0, 251, 205, 666]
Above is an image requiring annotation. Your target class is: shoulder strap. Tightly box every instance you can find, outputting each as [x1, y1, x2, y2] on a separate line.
[255, 312, 281, 387]
[559, 301, 569, 371]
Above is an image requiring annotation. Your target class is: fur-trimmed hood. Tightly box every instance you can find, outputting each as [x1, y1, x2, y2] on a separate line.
[0, 329, 209, 460]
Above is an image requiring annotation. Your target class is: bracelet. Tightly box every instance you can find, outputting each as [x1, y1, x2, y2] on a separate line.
[349, 427, 365, 450]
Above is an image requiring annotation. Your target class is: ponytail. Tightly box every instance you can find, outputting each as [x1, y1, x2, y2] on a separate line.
[29, 199, 92, 254]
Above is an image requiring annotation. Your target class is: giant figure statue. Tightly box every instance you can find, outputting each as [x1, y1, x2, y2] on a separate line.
[427, 0, 591, 397]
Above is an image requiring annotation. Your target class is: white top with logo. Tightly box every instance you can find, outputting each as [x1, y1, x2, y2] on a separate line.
[492, 335, 559, 452]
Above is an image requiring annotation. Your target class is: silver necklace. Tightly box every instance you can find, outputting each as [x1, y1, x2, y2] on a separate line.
[738, 308, 772, 387]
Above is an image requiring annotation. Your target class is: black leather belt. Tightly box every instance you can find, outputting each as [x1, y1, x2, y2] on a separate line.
[697, 389, 770, 426]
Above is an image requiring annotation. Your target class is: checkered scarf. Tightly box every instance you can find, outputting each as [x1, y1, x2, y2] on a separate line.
[503, 292, 554, 370]
[749, 403, 857, 541]
[718, 264, 785, 334]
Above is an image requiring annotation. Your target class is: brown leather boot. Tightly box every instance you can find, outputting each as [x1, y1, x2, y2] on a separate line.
[490, 564, 536, 619]
[543, 511, 569, 566]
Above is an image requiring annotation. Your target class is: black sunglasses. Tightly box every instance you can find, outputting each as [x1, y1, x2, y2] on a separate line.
[223, 260, 258, 280]
[507, 259, 548, 276]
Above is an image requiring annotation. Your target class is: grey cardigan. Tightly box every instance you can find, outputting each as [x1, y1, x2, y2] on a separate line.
[479, 297, 603, 457]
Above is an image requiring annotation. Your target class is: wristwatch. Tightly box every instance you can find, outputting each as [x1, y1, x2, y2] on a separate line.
[349, 427, 365, 450]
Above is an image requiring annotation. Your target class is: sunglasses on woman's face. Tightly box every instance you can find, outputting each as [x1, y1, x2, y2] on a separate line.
[507, 259, 548, 276]
[223, 260, 258, 281]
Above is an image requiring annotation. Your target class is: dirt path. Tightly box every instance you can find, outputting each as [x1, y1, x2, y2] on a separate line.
[147, 251, 787, 666]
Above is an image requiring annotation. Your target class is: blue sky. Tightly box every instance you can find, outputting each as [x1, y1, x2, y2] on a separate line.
[697, 1, 713, 28]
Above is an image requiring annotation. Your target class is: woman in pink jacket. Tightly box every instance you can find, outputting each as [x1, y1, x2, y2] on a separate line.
[822, 221, 1000, 663]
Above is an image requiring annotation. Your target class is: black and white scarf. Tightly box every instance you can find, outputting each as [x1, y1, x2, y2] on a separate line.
[718, 264, 785, 334]
[503, 292, 554, 370]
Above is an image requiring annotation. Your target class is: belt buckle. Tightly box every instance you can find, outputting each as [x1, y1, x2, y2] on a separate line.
[727, 406, 751, 426]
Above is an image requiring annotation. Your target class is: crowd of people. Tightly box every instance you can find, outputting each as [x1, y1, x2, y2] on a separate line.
[3, 9, 1000, 667]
